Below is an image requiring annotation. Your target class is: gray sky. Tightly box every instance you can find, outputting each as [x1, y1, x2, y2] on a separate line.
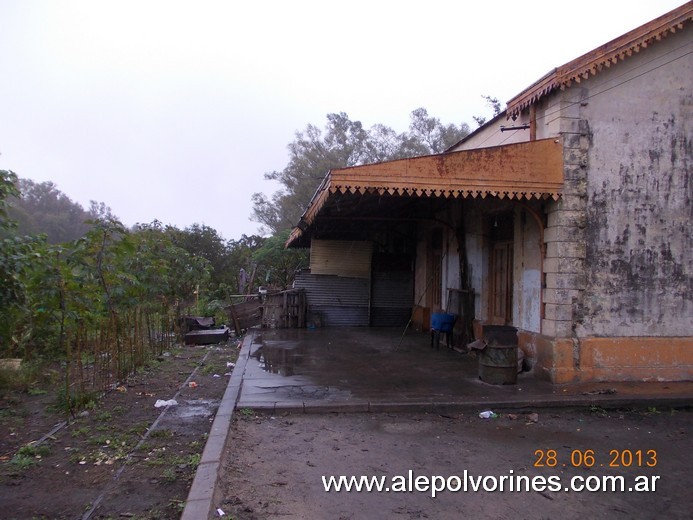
[0, 0, 685, 241]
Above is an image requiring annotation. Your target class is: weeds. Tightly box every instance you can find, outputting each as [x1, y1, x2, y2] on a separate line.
[71, 426, 91, 437]
[10, 444, 51, 469]
[0, 362, 41, 393]
[149, 428, 174, 439]
[589, 405, 608, 417]
[52, 388, 98, 415]
[161, 467, 177, 482]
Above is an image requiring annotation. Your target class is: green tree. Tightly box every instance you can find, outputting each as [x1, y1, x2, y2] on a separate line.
[251, 230, 308, 290]
[251, 109, 470, 235]
[0, 170, 48, 356]
[2, 176, 118, 244]
[6, 178, 95, 243]
[225, 234, 266, 296]
[0, 170, 19, 230]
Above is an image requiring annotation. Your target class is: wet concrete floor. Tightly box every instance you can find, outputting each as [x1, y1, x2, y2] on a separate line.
[235, 327, 692, 412]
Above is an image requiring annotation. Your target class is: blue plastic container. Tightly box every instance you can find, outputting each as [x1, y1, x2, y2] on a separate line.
[431, 312, 456, 333]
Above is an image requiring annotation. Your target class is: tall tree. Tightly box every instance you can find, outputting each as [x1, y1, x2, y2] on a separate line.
[252, 108, 470, 235]
[5, 177, 114, 243]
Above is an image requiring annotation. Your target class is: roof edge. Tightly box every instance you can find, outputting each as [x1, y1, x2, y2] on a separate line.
[507, 2, 693, 119]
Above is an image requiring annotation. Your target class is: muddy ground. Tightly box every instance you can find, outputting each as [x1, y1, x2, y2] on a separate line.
[217, 406, 692, 520]
[0, 340, 239, 520]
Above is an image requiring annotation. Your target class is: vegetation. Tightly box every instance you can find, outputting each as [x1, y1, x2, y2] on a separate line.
[2, 177, 109, 243]
[0, 106, 483, 411]
[252, 108, 471, 234]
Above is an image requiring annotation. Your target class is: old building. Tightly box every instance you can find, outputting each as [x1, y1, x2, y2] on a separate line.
[286, 3, 692, 384]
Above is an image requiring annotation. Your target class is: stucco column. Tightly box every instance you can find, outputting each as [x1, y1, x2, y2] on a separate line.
[542, 90, 589, 345]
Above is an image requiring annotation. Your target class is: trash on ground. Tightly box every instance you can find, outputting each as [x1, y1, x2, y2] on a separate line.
[227, 362, 235, 368]
[154, 399, 178, 408]
[479, 410, 497, 419]
[188, 382, 198, 388]
[582, 388, 617, 395]
[213, 374, 221, 378]
[217, 508, 225, 516]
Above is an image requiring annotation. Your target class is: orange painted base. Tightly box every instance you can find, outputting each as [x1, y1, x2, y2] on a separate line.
[533, 336, 693, 384]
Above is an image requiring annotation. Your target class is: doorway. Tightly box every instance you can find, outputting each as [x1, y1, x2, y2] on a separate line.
[489, 214, 514, 325]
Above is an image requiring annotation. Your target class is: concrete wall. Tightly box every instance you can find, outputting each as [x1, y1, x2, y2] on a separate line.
[429, 28, 692, 382]
[536, 28, 693, 383]
[576, 28, 692, 338]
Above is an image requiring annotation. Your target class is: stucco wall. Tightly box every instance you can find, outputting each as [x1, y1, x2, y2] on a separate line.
[576, 28, 692, 337]
[513, 206, 542, 333]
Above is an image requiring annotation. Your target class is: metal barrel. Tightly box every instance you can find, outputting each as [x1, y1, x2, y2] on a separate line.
[478, 325, 518, 385]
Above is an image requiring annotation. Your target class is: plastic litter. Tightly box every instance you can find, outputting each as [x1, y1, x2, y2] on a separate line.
[479, 410, 498, 419]
[213, 374, 221, 378]
[188, 382, 198, 388]
[217, 508, 225, 516]
[226, 362, 235, 368]
[154, 399, 178, 408]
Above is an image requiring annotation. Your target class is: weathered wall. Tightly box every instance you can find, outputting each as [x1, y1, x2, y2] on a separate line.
[513, 206, 542, 333]
[577, 28, 692, 337]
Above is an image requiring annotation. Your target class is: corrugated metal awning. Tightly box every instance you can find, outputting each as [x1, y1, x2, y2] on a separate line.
[288, 138, 564, 248]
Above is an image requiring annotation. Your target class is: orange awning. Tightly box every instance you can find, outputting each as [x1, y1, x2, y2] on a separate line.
[288, 138, 563, 247]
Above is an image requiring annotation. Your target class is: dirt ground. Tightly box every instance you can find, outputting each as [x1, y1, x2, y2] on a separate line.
[217, 406, 692, 520]
[0, 340, 239, 520]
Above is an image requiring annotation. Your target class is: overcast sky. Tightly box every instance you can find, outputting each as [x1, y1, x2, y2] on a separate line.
[0, 1, 685, 241]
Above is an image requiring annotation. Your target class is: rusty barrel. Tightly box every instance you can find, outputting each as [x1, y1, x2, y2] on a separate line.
[478, 325, 518, 385]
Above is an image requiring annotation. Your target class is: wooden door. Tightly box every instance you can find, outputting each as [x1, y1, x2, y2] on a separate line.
[490, 241, 513, 325]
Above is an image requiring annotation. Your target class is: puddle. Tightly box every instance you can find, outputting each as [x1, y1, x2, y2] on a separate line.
[253, 340, 305, 377]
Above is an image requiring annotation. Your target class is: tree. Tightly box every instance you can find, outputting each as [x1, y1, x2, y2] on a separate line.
[4, 177, 114, 244]
[472, 95, 502, 127]
[0, 170, 20, 230]
[252, 109, 470, 235]
[251, 230, 308, 290]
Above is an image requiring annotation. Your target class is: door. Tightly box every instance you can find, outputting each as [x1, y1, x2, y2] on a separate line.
[488, 212, 514, 325]
[490, 241, 513, 325]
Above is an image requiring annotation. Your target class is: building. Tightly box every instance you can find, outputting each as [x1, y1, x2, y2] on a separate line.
[286, 3, 692, 384]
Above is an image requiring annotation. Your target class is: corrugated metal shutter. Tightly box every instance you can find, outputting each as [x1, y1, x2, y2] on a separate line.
[294, 271, 370, 326]
[371, 271, 413, 326]
[310, 240, 372, 278]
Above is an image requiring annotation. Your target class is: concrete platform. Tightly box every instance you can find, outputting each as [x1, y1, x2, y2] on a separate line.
[236, 327, 693, 412]
[182, 326, 693, 519]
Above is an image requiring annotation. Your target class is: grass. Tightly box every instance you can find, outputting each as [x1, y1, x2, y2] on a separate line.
[199, 361, 224, 375]
[10, 443, 51, 470]
[149, 428, 174, 439]
[71, 425, 91, 438]
[51, 388, 98, 414]
[161, 467, 177, 482]
[0, 363, 40, 393]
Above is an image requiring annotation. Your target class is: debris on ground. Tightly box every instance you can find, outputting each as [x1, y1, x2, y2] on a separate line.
[154, 399, 178, 408]
[581, 388, 617, 395]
